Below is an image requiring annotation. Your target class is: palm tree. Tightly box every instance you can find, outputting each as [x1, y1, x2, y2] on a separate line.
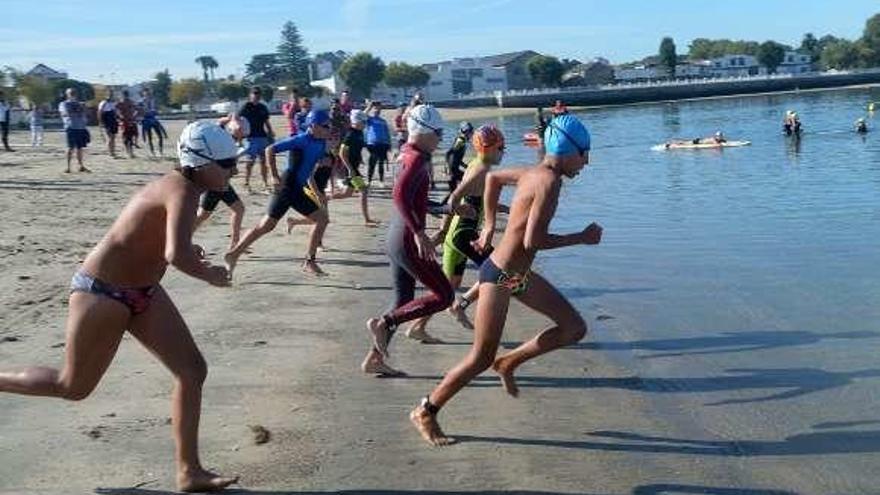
[195, 56, 219, 83]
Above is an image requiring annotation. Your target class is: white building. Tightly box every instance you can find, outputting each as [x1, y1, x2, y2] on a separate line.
[26, 63, 68, 82]
[614, 64, 660, 82]
[421, 57, 509, 101]
[709, 54, 763, 77]
[777, 51, 813, 75]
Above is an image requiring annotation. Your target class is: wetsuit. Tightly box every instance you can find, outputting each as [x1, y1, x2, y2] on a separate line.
[444, 134, 468, 192]
[266, 132, 326, 219]
[441, 161, 493, 278]
[382, 143, 455, 333]
[141, 97, 167, 140]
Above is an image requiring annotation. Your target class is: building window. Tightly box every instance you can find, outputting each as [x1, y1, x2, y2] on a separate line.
[468, 69, 484, 78]
[486, 78, 504, 83]
[451, 69, 467, 79]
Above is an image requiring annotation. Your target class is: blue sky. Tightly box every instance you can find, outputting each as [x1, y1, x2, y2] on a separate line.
[3, 0, 877, 84]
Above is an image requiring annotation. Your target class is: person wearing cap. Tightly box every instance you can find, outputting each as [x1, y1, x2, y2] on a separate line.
[239, 86, 275, 193]
[410, 112, 602, 446]
[443, 121, 474, 202]
[0, 120, 239, 492]
[193, 115, 250, 249]
[362, 104, 475, 377]
[783, 110, 802, 137]
[365, 102, 392, 185]
[408, 125, 508, 340]
[855, 117, 869, 134]
[224, 109, 332, 277]
[331, 108, 379, 225]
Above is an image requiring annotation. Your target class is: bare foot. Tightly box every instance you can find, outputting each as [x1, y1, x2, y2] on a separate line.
[366, 318, 390, 357]
[79, 166, 91, 173]
[223, 252, 239, 276]
[448, 303, 474, 330]
[364, 219, 381, 227]
[405, 325, 445, 344]
[492, 356, 519, 397]
[302, 259, 327, 277]
[409, 405, 456, 446]
[177, 467, 238, 492]
[286, 217, 296, 234]
[64, 168, 71, 173]
[361, 354, 407, 377]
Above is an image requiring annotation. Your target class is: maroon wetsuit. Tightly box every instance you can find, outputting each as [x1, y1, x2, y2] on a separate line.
[382, 143, 454, 333]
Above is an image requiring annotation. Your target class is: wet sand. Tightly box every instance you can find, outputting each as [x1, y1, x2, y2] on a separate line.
[0, 118, 870, 495]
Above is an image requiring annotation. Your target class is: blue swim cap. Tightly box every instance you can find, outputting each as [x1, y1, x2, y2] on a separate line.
[544, 113, 590, 156]
[304, 109, 330, 128]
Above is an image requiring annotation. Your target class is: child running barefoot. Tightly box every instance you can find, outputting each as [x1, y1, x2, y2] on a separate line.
[0, 121, 240, 491]
[409, 113, 602, 446]
[362, 104, 475, 377]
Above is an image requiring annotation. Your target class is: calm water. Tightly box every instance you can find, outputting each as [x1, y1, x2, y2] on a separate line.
[444, 87, 880, 384]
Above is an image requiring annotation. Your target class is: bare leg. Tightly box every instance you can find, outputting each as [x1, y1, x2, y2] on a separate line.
[193, 208, 212, 231]
[129, 287, 237, 492]
[224, 215, 278, 274]
[258, 156, 269, 191]
[243, 160, 254, 192]
[492, 272, 587, 397]
[360, 319, 405, 376]
[410, 283, 511, 446]
[0, 292, 129, 399]
[76, 148, 89, 172]
[449, 279, 480, 330]
[302, 209, 329, 276]
[65, 149, 73, 172]
[228, 201, 245, 249]
[360, 190, 379, 225]
[286, 216, 314, 234]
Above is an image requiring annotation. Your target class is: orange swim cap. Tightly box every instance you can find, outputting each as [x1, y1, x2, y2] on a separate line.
[472, 124, 505, 154]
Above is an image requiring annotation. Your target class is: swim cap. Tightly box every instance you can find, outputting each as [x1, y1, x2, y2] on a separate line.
[304, 109, 330, 128]
[178, 121, 240, 168]
[407, 104, 444, 137]
[350, 109, 367, 125]
[543, 113, 590, 156]
[459, 121, 474, 135]
[472, 124, 505, 154]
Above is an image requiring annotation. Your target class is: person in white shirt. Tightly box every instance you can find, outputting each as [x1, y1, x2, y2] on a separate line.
[97, 91, 119, 158]
[28, 104, 43, 147]
[0, 90, 13, 152]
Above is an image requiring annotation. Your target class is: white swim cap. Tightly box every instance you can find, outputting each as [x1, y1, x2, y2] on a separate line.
[407, 104, 443, 137]
[178, 121, 240, 168]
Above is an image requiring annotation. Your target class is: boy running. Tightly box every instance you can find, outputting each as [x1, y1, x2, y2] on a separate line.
[224, 110, 331, 277]
[362, 105, 474, 377]
[331, 109, 379, 226]
[0, 121, 240, 491]
[116, 90, 139, 158]
[409, 113, 602, 446]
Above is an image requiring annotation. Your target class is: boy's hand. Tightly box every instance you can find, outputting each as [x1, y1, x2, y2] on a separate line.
[415, 231, 436, 261]
[475, 227, 493, 252]
[581, 222, 603, 245]
[205, 265, 231, 287]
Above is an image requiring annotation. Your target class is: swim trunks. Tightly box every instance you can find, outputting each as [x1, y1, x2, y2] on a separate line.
[478, 257, 530, 296]
[70, 270, 155, 315]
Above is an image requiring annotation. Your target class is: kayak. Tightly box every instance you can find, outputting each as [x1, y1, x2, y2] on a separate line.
[652, 140, 751, 151]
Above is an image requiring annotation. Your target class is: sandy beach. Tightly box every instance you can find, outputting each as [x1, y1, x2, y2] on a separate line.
[0, 115, 860, 495]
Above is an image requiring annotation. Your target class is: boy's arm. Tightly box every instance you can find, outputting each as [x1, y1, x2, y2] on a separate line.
[165, 193, 228, 286]
[523, 178, 602, 251]
[265, 143, 282, 185]
[479, 167, 529, 247]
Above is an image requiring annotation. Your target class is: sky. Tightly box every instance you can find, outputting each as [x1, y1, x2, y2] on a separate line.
[2, 0, 878, 84]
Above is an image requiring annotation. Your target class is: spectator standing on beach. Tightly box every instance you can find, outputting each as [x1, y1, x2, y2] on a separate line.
[0, 91, 13, 152]
[365, 101, 391, 185]
[58, 88, 91, 173]
[238, 86, 275, 193]
[97, 91, 119, 157]
[141, 87, 168, 157]
[28, 104, 44, 147]
[281, 88, 300, 136]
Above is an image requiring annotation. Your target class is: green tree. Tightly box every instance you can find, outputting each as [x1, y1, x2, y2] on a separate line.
[526, 55, 565, 87]
[245, 53, 286, 86]
[195, 55, 219, 83]
[170, 78, 205, 108]
[14, 75, 54, 106]
[338, 52, 386, 98]
[217, 82, 249, 102]
[860, 13, 880, 66]
[151, 69, 172, 108]
[820, 39, 860, 70]
[800, 33, 821, 62]
[50, 79, 95, 104]
[383, 62, 430, 94]
[659, 37, 677, 78]
[277, 21, 310, 89]
[688, 38, 761, 59]
[758, 41, 787, 73]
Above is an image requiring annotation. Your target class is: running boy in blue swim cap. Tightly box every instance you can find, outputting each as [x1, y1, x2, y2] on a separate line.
[410, 112, 603, 446]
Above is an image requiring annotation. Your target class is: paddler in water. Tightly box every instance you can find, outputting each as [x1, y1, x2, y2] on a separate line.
[855, 118, 868, 134]
[783, 111, 802, 136]
[665, 131, 726, 148]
